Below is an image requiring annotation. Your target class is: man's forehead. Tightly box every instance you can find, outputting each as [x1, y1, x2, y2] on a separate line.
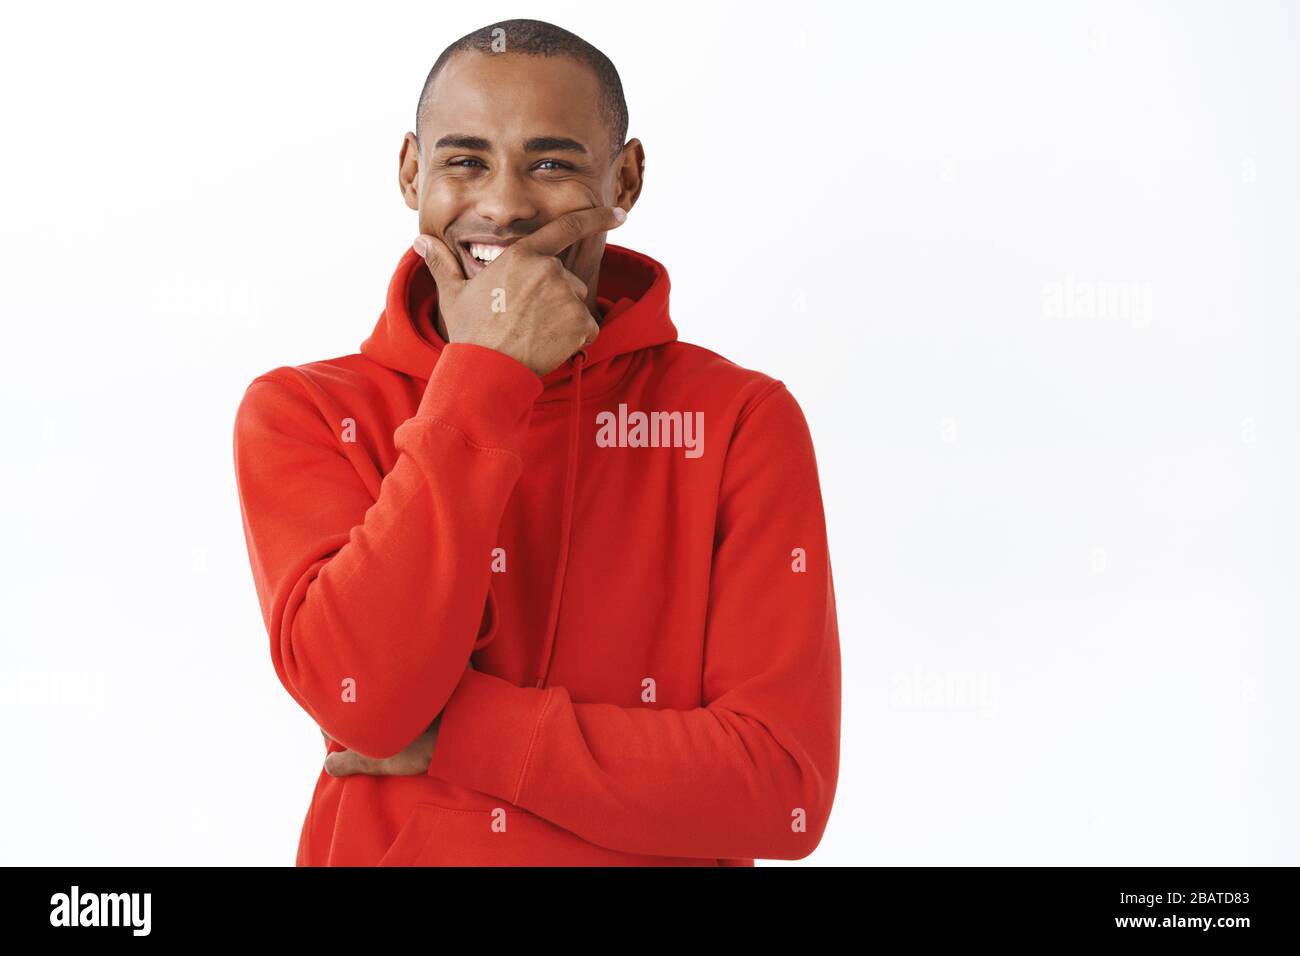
[422, 52, 606, 148]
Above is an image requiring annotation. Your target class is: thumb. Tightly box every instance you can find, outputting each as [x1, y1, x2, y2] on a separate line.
[412, 234, 464, 291]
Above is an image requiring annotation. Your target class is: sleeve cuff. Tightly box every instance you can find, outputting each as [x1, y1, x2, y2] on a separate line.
[408, 343, 544, 455]
[426, 666, 553, 804]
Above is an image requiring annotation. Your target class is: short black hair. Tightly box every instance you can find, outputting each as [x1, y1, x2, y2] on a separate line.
[415, 19, 629, 163]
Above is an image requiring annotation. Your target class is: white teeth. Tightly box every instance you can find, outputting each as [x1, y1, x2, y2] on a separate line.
[469, 242, 507, 264]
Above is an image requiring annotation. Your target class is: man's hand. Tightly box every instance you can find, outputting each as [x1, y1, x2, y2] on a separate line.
[320, 656, 474, 776]
[321, 716, 440, 777]
[411, 205, 627, 377]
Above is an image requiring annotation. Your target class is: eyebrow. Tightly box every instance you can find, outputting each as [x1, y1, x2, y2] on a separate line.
[433, 134, 588, 154]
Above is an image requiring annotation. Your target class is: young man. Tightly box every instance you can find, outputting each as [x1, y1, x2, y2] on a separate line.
[233, 19, 841, 866]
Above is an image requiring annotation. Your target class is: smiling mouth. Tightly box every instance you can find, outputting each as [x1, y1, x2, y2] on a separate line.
[457, 238, 577, 276]
[462, 241, 512, 266]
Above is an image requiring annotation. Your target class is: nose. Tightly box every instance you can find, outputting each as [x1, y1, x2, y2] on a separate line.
[473, 166, 539, 228]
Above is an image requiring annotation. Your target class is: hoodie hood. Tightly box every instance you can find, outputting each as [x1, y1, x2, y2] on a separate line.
[360, 241, 678, 690]
[360, 241, 677, 390]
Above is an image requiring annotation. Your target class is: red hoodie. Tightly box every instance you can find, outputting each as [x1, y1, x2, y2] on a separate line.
[232, 242, 841, 866]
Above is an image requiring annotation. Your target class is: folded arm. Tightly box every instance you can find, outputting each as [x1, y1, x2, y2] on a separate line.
[233, 344, 541, 759]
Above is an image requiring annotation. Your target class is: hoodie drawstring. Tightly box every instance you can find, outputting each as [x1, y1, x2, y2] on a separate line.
[535, 349, 586, 689]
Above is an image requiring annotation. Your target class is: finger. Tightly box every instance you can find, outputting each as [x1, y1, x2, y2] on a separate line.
[561, 268, 588, 301]
[516, 205, 626, 259]
[324, 749, 380, 777]
[412, 234, 465, 292]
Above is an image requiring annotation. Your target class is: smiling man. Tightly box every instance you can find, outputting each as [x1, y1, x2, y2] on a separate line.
[233, 18, 841, 867]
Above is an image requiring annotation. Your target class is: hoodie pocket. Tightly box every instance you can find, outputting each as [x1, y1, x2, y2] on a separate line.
[375, 802, 719, 867]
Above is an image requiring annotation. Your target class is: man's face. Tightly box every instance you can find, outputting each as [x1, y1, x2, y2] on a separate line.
[399, 51, 643, 302]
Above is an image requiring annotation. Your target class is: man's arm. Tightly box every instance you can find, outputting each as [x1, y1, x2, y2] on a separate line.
[424, 382, 842, 861]
[232, 343, 541, 759]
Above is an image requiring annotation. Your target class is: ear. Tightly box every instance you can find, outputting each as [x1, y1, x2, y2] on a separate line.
[398, 131, 420, 211]
[612, 138, 645, 213]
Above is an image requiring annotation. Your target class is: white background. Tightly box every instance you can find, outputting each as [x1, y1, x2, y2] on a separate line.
[1, 0, 1296, 866]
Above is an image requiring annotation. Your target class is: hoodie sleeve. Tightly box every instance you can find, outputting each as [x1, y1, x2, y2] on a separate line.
[233, 343, 543, 759]
[424, 382, 842, 861]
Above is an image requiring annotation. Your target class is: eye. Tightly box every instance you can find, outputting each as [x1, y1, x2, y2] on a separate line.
[535, 159, 573, 171]
[446, 157, 486, 168]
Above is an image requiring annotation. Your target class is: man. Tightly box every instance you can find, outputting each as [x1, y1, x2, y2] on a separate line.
[233, 18, 841, 866]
